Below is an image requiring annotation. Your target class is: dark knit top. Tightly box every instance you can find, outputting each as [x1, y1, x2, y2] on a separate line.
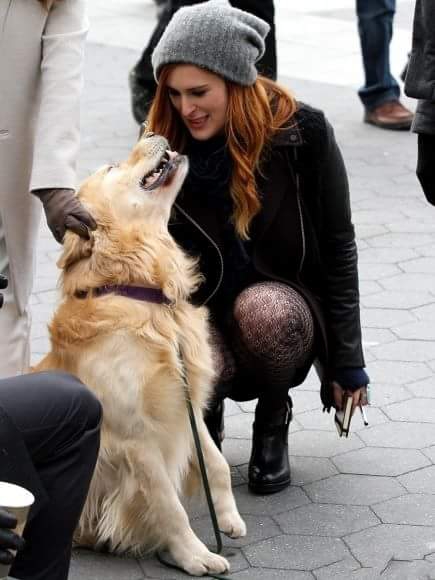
[183, 134, 258, 315]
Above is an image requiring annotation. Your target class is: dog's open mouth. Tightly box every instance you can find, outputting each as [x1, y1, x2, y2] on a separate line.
[140, 150, 182, 191]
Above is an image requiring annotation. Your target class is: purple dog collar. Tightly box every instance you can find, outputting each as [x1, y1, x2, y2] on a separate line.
[75, 285, 172, 305]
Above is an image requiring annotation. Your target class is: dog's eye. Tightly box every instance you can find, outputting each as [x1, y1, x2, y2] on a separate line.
[106, 165, 117, 173]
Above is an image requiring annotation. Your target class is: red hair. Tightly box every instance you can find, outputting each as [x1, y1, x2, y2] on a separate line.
[147, 67, 298, 239]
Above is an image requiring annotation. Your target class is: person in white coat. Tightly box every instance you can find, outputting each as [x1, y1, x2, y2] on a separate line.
[0, 0, 96, 378]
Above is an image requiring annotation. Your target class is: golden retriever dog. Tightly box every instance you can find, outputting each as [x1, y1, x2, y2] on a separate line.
[33, 133, 246, 576]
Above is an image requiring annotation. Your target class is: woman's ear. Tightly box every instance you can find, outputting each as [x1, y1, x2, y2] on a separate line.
[57, 230, 94, 270]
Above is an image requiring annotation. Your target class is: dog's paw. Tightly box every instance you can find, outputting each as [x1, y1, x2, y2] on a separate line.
[179, 549, 230, 576]
[219, 510, 247, 539]
[170, 535, 230, 576]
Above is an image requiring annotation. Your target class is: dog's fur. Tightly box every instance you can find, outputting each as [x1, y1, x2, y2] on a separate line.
[33, 134, 246, 576]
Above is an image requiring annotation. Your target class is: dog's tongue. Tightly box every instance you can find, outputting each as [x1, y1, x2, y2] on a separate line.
[144, 172, 162, 188]
[142, 150, 181, 191]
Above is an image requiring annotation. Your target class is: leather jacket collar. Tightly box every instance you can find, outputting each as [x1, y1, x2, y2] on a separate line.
[270, 122, 303, 147]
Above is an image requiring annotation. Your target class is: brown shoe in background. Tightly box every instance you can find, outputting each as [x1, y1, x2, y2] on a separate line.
[364, 100, 414, 130]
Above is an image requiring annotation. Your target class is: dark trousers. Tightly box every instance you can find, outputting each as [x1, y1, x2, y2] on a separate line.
[133, 0, 276, 94]
[356, 0, 400, 110]
[417, 134, 435, 205]
[0, 372, 101, 580]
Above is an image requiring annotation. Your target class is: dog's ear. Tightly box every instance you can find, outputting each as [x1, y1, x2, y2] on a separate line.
[57, 230, 94, 271]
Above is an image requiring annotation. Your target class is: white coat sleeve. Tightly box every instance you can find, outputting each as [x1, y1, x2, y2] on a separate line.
[29, 0, 88, 192]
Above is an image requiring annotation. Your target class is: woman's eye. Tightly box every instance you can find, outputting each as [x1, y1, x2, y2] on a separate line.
[192, 90, 206, 97]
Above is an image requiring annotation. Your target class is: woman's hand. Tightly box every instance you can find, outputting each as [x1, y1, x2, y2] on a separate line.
[332, 381, 369, 414]
[32, 188, 97, 243]
[0, 508, 25, 565]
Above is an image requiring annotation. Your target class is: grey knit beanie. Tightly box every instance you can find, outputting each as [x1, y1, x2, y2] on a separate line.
[151, 0, 270, 86]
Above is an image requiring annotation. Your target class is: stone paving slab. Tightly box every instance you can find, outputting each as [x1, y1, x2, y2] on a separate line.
[243, 534, 350, 571]
[26, 1, 435, 578]
[344, 524, 435, 570]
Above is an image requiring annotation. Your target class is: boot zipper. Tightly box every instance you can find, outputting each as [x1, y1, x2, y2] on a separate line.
[174, 203, 224, 306]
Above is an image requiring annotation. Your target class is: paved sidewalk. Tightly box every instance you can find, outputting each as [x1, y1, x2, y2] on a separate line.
[30, 1, 435, 578]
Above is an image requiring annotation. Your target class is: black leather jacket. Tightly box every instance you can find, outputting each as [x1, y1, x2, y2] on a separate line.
[404, 0, 435, 134]
[169, 104, 365, 381]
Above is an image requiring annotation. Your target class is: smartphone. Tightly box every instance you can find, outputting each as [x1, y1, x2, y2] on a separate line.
[334, 394, 353, 438]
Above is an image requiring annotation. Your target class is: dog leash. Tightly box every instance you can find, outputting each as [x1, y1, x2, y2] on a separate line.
[156, 347, 233, 579]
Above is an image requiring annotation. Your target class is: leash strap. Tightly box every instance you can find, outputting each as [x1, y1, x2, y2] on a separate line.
[156, 347, 232, 579]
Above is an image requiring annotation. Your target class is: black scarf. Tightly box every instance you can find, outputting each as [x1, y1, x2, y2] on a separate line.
[183, 135, 256, 310]
[183, 134, 233, 203]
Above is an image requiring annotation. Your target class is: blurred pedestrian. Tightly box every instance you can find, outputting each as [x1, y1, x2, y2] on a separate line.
[404, 0, 435, 203]
[129, 0, 276, 124]
[0, 274, 101, 580]
[357, 0, 414, 130]
[153, 0, 168, 17]
[0, 0, 96, 377]
[149, 0, 369, 495]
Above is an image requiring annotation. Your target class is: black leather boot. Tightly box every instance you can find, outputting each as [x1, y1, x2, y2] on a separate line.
[248, 397, 292, 494]
[203, 400, 225, 451]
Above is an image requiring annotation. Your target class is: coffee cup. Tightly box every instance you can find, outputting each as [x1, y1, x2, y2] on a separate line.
[0, 482, 34, 580]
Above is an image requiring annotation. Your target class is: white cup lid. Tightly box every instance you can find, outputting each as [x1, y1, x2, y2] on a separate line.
[0, 482, 35, 508]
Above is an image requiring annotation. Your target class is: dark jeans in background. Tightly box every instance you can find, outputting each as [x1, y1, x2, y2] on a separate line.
[0, 372, 101, 580]
[356, 0, 400, 110]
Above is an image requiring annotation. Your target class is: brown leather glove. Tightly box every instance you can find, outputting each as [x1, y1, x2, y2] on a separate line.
[32, 188, 97, 243]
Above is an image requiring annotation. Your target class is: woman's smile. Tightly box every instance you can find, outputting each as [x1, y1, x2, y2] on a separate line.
[186, 115, 209, 131]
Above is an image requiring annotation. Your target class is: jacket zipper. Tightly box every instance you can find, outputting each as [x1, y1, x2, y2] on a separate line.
[292, 148, 306, 282]
[174, 203, 224, 306]
[295, 173, 306, 280]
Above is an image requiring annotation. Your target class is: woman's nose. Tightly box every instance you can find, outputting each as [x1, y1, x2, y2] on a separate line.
[180, 97, 195, 117]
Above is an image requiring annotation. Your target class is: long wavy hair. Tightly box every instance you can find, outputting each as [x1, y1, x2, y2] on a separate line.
[147, 67, 298, 239]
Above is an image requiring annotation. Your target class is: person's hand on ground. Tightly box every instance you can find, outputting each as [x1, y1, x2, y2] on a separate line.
[0, 508, 25, 565]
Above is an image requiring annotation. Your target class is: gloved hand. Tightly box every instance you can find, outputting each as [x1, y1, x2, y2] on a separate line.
[0, 508, 25, 565]
[32, 188, 97, 244]
[332, 382, 369, 415]
[0, 274, 7, 309]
